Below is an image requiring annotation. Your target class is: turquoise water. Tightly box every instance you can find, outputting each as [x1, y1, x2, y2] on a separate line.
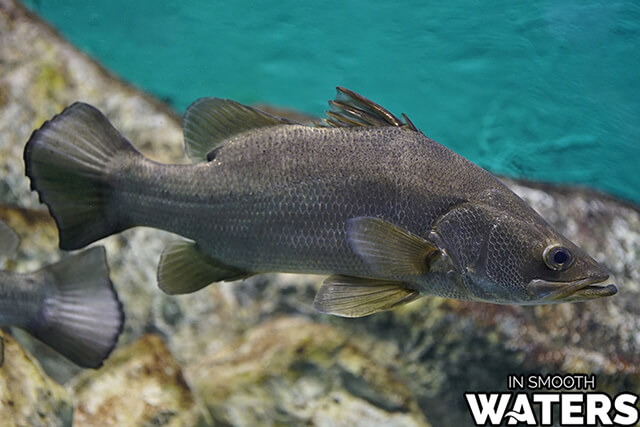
[24, 1, 640, 204]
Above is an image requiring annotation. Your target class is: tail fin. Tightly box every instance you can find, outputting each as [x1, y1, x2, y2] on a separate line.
[24, 103, 141, 250]
[27, 246, 124, 369]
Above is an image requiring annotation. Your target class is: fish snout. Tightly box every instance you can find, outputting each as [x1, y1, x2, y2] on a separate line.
[527, 273, 617, 302]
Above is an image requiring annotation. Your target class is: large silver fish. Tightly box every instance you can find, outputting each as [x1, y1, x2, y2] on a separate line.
[0, 219, 123, 368]
[24, 87, 616, 317]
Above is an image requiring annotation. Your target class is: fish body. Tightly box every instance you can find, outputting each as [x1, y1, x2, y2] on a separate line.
[116, 126, 485, 276]
[0, 220, 123, 367]
[24, 88, 616, 317]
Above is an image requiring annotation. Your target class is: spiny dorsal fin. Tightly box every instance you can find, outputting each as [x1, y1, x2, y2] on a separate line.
[183, 98, 298, 162]
[314, 87, 418, 131]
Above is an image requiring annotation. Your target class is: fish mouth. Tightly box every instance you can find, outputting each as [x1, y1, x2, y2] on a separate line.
[528, 274, 618, 302]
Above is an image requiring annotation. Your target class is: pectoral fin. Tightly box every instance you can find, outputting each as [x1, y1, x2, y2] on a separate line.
[347, 217, 440, 277]
[313, 275, 420, 318]
[157, 240, 251, 295]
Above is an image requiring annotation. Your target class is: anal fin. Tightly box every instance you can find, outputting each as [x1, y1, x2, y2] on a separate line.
[313, 275, 420, 318]
[157, 240, 251, 295]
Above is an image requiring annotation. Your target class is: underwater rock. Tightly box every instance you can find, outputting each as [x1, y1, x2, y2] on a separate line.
[0, 0, 186, 352]
[187, 316, 430, 426]
[69, 334, 211, 426]
[0, 0, 184, 210]
[0, 0, 639, 426]
[0, 331, 73, 427]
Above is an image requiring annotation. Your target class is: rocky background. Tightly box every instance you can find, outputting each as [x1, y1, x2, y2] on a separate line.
[1, 0, 639, 425]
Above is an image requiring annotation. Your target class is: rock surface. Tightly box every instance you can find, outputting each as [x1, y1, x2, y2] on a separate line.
[0, 331, 73, 427]
[189, 316, 430, 426]
[0, 0, 639, 425]
[70, 334, 210, 427]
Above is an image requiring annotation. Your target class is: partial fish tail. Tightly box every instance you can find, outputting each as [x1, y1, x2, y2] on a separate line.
[0, 219, 20, 257]
[24, 103, 142, 250]
[27, 246, 124, 368]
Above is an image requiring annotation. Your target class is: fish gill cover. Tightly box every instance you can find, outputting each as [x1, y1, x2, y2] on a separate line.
[21, 0, 640, 206]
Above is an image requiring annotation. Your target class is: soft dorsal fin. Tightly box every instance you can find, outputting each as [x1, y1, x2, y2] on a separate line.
[183, 98, 298, 162]
[314, 87, 418, 131]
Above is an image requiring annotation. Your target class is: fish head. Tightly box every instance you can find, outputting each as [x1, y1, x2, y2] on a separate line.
[433, 203, 617, 304]
[520, 222, 617, 304]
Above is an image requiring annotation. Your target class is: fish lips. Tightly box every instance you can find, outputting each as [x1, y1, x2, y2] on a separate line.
[527, 274, 618, 302]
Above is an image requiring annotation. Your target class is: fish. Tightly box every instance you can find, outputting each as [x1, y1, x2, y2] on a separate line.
[0, 219, 123, 368]
[23, 87, 617, 318]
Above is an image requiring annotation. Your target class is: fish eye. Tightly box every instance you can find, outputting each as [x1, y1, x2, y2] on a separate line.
[543, 244, 573, 271]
